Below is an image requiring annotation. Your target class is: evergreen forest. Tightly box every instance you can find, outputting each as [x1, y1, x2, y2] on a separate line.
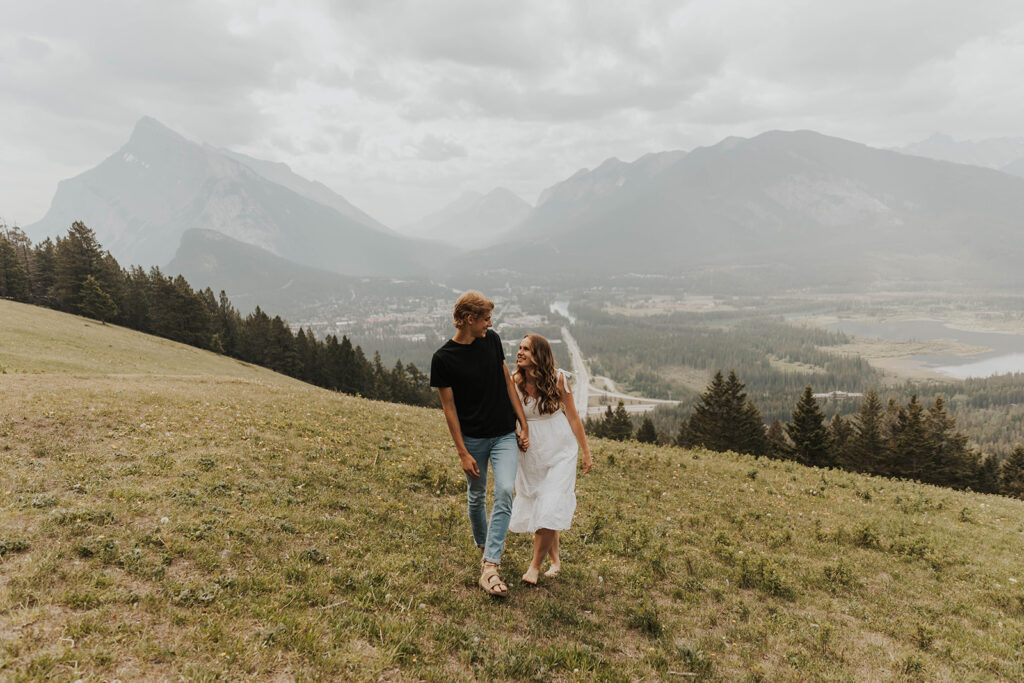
[587, 370, 1024, 501]
[0, 222, 438, 407]
[570, 302, 1024, 456]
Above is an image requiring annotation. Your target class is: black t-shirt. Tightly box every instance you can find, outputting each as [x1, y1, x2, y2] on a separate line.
[430, 329, 516, 438]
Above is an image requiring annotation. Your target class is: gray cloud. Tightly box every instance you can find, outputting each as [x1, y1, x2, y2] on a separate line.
[410, 134, 468, 162]
[3, 0, 1024, 228]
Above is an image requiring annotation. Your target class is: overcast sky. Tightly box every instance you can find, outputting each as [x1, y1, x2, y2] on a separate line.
[3, 0, 1024, 229]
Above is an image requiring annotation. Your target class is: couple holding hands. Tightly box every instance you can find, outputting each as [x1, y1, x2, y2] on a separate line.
[430, 291, 593, 596]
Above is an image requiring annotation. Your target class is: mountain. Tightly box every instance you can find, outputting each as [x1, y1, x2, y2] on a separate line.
[26, 117, 441, 275]
[1000, 157, 1024, 179]
[504, 150, 687, 244]
[896, 133, 1024, 170]
[475, 131, 1024, 288]
[401, 187, 531, 249]
[214, 147, 398, 236]
[166, 228, 448, 317]
[165, 228, 359, 315]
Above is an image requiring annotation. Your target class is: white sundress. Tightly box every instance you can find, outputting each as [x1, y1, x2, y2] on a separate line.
[508, 370, 579, 533]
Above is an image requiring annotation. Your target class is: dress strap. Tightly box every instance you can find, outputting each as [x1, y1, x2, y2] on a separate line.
[557, 369, 572, 395]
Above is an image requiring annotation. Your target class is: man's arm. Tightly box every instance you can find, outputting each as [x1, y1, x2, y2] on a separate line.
[438, 387, 479, 477]
[503, 364, 530, 450]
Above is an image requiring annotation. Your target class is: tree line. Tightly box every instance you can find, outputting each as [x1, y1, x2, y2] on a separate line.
[572, 315, 883, 417]
[0, 222, 437, 407]
[586, 368, 1024, 500]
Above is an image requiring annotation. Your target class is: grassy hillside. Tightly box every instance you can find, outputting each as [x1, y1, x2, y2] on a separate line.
[2, 299, 1024, 680]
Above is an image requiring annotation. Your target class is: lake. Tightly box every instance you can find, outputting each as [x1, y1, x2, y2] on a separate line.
[824, 319, 1024, 379]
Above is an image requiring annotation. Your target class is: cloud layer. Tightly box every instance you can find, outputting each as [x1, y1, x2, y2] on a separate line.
[3, 0, 1024, 228]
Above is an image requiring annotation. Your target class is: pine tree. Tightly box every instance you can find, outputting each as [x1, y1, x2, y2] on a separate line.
[78, 274, 118, 323]
[585, 412, 608, 439]
[636, 416, 657, 443]
[924, 395, 971, 488]
[0, 235, 30, 301]
[351, 344, 375, 397]
[51, 222, 118, 313]
[390, 359, 410, 404]
[372, 351, 390, 401]
[689, 370, 766, 455]
[30, 237, 56, 305]
[787, 386, 830, 467]
[1001, 445, 1024, 499]
[689, 370, 730, 451]
[827, 414, 853, 465]
[605, 401, 633, 441]
[846, 389, 887, 475]
[765, 419, 791, 460]
[972, 453, 1001, 495]
[738, 398, 768, 456]
[891, 395, 929, 481]
[674, 415, 692, 448]
[0, 225, 34, 302]
[338, 336, 358, 394]
[120, 266, 152, 331]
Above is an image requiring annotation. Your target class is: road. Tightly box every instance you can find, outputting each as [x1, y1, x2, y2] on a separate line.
[561, 323, 680, 416]
[561, 326, 589, 415]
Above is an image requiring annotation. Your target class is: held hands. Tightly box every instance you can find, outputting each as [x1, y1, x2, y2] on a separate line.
[517, 428, 530, 452]
[582, 451, 593, 474]
[459, 450, 480, 478]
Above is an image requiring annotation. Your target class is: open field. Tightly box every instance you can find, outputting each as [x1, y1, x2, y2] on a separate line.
[0, 300, 274, 379]
[803, 310, 1024, 338]
[826, 338, 985, 383]
[794, 314, 993, 383]
[3, 300, 1024, 679]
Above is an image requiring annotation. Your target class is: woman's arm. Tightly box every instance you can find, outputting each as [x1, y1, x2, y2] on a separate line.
[504, 364, 530, 450]
[558, 373, 592, 473]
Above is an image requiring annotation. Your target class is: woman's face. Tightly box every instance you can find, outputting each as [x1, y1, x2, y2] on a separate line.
[516, 337, 535, 370]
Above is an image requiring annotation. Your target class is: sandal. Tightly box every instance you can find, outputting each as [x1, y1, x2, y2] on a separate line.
[479, 562, 508, 596]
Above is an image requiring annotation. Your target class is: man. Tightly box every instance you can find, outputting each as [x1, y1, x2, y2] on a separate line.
[430, 291, 529, 596]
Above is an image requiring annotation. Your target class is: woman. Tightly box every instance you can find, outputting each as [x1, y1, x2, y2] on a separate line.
[508, 333, 593, 584]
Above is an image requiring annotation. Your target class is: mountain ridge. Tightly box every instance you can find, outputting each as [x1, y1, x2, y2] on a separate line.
[472, 129, 1024, 289]
[26, 117, 441, 276]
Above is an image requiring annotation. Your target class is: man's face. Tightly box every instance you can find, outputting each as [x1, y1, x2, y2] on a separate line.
[467, 312, 492, 338]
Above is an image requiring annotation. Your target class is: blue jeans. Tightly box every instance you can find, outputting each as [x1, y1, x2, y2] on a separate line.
[463, 432, 519, 564]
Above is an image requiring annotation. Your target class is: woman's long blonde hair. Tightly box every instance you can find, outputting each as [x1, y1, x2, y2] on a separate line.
[517, 333, 561, 415]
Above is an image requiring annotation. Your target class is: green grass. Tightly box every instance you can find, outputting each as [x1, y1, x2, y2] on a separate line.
[3, 298, 1024, 679]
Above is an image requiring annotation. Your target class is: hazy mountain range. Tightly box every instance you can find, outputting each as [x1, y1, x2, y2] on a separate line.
[166, 228, 450, 316]
[24, 117, 1024, 302]
[399, 188, 531, 249]
[897, 133, 1024, 177]
[476, 130, 1024, 287]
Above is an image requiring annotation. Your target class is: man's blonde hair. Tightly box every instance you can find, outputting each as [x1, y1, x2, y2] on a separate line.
[453, 291, 494, 329]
